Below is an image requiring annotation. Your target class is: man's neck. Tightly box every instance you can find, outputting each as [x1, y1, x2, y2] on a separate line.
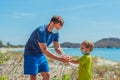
[47, 24, 52, 33]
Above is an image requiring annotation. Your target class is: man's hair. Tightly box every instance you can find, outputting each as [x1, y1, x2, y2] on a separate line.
[81, 40, 94, 51]
[50, 16, 64, 26]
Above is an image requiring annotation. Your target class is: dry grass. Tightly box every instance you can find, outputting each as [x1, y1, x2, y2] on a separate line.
[92, 57, 120, 80]
[0, 52, 120, 80]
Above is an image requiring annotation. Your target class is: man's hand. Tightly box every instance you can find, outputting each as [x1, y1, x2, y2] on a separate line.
[60, 54, 72, 61]
[54, 41, 72, 62]
[57, 57, 69, 63]
[56, 55, 72, 63]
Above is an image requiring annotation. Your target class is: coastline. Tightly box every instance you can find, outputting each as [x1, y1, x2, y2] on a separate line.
[0, 47, 120, 62]
[0, 48, 24, 53]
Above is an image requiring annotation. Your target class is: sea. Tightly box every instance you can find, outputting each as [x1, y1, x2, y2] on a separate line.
[14, 48, 120, 62]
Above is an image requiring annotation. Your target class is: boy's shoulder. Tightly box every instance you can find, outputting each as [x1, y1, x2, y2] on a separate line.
[80, 54, 91, 60]
[83, 54, 91, 57]
[78, 54, 92, 64]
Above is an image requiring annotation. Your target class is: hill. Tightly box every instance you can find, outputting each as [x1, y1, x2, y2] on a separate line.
[60, 42, 80, 48]
[94, 38, 120, 48]
[60, 38, 120, 48]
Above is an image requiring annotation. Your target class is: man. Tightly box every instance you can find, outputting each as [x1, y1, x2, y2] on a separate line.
[24, 16, 70, 80]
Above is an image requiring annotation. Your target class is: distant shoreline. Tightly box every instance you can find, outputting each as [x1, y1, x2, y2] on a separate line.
[0, 47, 120, 63]
[0, 48, 24, 53]
[0, 47, 120, 53]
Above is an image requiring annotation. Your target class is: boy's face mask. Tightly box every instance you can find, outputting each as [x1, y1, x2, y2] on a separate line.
[81, 50, 87, 55]
[81, 44, 89, 55]
[51, 27, 59, 33]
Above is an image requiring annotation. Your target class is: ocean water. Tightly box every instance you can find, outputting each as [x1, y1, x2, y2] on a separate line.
[49, 48, 120, 62]
[15, 48, 120, 62]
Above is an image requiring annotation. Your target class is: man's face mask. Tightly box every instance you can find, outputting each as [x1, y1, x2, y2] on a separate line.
[51, 27, 59, 33]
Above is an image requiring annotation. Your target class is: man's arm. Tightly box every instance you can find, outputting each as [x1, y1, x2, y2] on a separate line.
[54, 41, 63, 55]
[38, 42, 68, 63]
[54, 41, 72, 60]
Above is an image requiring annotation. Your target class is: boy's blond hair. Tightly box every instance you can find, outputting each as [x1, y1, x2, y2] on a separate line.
[81, 40, 94, 51]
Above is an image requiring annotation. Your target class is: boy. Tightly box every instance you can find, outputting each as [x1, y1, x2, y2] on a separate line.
[70, 40, 94, 80]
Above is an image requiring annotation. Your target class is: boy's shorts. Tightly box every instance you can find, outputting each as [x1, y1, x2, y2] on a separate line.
[24, 53, 50, 75]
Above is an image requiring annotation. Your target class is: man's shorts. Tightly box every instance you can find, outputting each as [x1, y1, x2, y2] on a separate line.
[24, 53, 50, 75]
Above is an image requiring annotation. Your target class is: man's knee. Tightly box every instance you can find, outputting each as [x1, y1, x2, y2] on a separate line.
[30, 75, 37, 80]
[45, 72, 50, 78]
[46, 73, 50, 78]
[41, 72, 50, 80]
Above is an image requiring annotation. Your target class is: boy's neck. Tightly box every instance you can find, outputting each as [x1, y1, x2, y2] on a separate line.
[85, 53, 90, 55]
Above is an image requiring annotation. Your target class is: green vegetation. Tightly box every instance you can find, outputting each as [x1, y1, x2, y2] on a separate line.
[0, 40, 3, 48]
[62, 74, 70, 80]
[0, 75, 7, 80]
[0, 51, 11, 65]
[0, 40, 24, 48]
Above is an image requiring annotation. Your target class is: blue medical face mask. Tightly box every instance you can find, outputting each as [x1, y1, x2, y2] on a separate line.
[51, 27, 59, 33]
[81, 50, 87, 55]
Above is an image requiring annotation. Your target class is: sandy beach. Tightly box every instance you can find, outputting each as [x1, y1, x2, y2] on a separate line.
[0, 48, 120, 80]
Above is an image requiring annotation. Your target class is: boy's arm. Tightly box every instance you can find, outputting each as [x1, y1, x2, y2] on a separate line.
[70, 59, 79, 64]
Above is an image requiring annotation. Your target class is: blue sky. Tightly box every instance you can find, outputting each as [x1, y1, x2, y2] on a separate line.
[0, 0, 120, 45]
